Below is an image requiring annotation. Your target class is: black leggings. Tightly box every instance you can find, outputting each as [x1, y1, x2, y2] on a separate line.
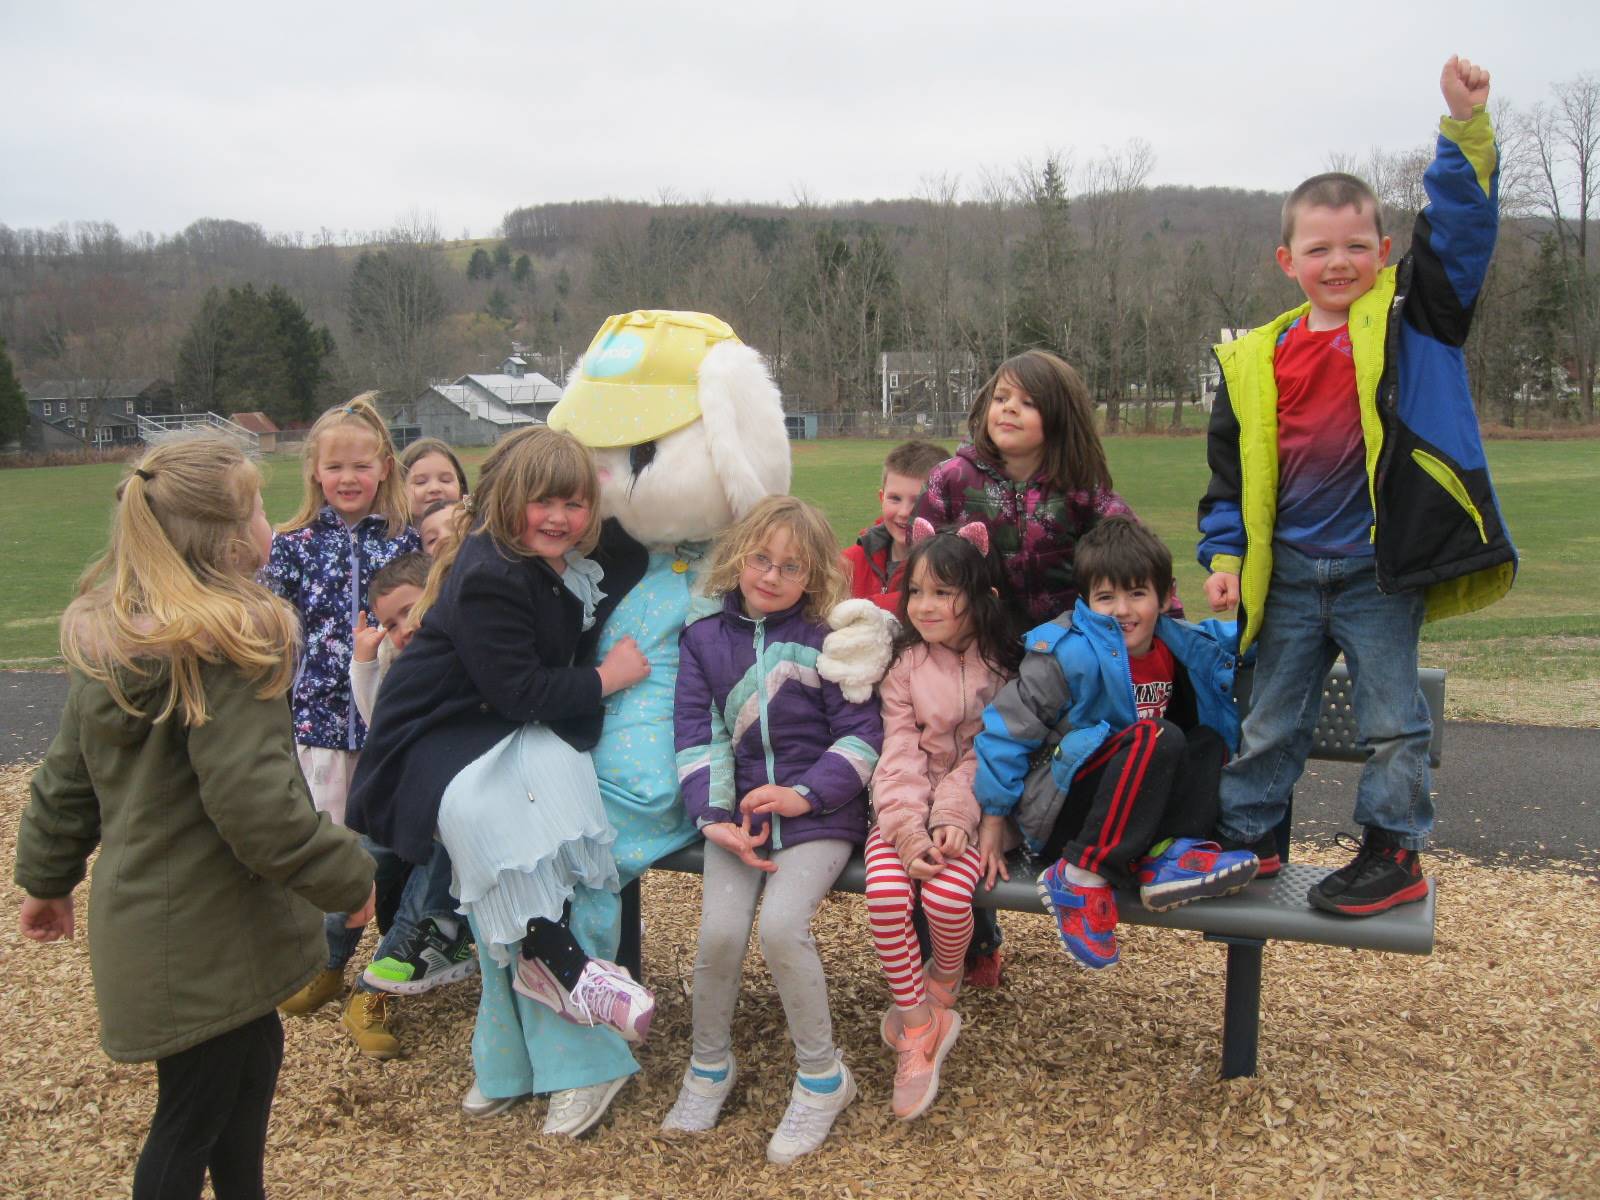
[133, 1011, 283, 1200]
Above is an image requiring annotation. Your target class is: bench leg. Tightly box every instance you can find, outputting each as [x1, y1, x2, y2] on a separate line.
[618, 878, 643, 980]
[1207, 934, 1265, 1079]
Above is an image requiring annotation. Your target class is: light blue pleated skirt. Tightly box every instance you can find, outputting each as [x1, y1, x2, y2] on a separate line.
[437, 723, 620, 967]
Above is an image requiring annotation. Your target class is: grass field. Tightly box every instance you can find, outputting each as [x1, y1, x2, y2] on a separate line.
[2, 437, 1595, 723]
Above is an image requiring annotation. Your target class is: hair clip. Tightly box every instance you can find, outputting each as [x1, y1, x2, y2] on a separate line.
[955, 521, 991, 557]
[910, 516, 937, 543]
[133, 468, 154, 481]
[461, 494, 476, 514]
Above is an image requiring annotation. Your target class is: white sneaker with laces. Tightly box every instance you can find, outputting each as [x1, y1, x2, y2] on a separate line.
[542, 1075, 628, 1137]
[461, 1082, 522, 1119]
[660, 1054, 737, 1133]
[512, 956, 656, 1044]
[766, 1058, 856, 1165]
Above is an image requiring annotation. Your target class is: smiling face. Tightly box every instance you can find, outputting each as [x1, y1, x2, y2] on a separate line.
[905, 559, 976, 651]
[738, 524, 808, 619]
[1086, 574, 1161, 659]
[985, 372, 1046, 477]
[1276, 202, 1392, 331]
[372, 582, 424, 653]
[878, 471, 924, 555]
[315, 429, 390, 524]
[519, 494, 592, 566]
[418, 504, 457, 557]
[405, 451, 463, 517]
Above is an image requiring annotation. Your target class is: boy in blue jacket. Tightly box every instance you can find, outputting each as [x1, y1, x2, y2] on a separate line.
[975, 517, 1258, 969]
[1198, 57, 1516, 916]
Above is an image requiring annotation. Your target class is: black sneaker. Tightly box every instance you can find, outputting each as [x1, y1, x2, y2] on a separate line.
[362, 918, 478, 995]
[1218, 832, 1282, 878]
[1308, 828, 1428, 917]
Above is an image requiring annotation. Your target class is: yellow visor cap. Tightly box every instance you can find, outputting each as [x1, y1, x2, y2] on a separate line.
[548, 310, 742, 448]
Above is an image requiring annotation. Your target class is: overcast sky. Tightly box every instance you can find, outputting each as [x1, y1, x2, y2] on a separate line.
[3, 0, 1595, 239]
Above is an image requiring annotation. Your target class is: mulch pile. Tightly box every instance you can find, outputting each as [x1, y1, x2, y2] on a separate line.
[2, 762, 1596, 1199]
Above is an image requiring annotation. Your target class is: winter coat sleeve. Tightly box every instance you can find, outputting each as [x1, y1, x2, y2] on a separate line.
[869, 658, 936, 866]
[1410, 108, 1499, 339]
[974, 650, 1073, 817]
[14, 681, 100, 900]
[349, 657, 380, 726]
[793, 678, 883, 816]
[1197, 368, 1246, 576]
[263, 532, 302, 607]
[674, 629, 735, 829]
[454, 564, 603, 725]
[913, 459, 959, 529]
[187, 664, 374, 915]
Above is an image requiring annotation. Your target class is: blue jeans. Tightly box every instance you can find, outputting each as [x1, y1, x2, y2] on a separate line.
[325, 839, 458, 982]
[1217, 543, 1433, 850]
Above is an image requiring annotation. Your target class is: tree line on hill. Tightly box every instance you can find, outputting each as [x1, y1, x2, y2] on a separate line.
[0, 76, 1594, 435]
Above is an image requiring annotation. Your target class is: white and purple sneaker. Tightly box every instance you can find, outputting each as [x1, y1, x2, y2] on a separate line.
[513, 955, 656, 1044]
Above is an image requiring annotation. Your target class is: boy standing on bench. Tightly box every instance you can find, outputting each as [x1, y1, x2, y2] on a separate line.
[974, 516, 1259, 970]
[1198, 57, 1517, 915]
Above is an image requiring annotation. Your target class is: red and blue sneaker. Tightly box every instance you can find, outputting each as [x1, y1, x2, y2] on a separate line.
[1136, 838, 1259, 912]
[1035, 861, 1119, 969]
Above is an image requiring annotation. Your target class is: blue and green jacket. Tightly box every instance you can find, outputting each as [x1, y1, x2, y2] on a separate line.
[974, 600, 1240, 854]
[674, 592, 882, 851]
[1198, 108, 1516, 651]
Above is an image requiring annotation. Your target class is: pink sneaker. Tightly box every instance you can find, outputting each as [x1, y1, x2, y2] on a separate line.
[513, 956, 656, 1044]
[890, 1006, 961, 1120]
[880, 969, 962, 1048]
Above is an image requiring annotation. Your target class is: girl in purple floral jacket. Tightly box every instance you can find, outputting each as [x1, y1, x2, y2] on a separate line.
[265, 394, 418, 825]
[915, 349, 1149, 629]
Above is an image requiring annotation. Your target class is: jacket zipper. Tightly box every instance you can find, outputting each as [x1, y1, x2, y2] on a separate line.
[346, 525, 362, 750]
[751, 618, 783, 850]
[1370, 258, 1411, 584]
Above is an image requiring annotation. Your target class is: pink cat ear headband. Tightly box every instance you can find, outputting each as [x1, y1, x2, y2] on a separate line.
[910, 517, 990, 557]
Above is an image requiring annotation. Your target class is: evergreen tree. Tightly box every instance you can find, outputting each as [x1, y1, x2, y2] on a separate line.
[513, 254, 533, 285]
[493, 241, 513, 271]
[0, 334, 26, 447]
[175, 284, 336, 424]
[467, 248, 494, 280]
[485, 288, 512, 321]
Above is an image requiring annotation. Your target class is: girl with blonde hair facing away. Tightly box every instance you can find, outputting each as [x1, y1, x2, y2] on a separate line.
[665, 495, 883, 1165]
[349, 426, 657, 1136]
[15, 435, 374, 1200]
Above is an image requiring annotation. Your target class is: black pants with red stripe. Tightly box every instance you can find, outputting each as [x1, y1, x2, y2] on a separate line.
[1040, 720, 1227, 889]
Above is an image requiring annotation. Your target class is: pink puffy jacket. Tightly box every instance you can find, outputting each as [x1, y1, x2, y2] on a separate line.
[870, 640, 1010, 869]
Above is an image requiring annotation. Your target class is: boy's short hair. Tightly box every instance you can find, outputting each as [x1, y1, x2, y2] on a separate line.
[1074, 515, 1174, 605]
[370, 552, 430, 602]
[1281, 172, 1384, 246]
[882, 440, 949, 484]
[421, 498, 457, 521]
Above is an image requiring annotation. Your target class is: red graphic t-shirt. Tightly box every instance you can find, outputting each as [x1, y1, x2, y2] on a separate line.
[1129, 637, 1175, 721]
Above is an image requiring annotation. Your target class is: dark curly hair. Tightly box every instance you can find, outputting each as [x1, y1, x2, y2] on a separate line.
[893, 528, 1022, 678]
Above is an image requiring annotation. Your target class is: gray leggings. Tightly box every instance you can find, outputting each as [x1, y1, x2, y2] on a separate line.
[692, 837, 852, 1076]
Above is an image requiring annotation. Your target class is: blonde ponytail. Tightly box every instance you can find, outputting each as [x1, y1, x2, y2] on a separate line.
[63, 435, 299, 726]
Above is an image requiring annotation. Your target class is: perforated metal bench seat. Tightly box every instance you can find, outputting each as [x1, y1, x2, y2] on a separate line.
[622, 662, 1447, 1079]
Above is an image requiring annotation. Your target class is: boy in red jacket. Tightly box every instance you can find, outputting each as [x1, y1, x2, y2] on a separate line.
[842, 441, 950, 613]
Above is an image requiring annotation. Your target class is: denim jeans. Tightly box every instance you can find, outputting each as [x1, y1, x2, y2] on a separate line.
[326, 838, 458, 977]
[1217, 542, 1433, 850]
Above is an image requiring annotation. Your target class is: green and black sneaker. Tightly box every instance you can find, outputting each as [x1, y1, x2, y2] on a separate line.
[363, 918, 477, 995]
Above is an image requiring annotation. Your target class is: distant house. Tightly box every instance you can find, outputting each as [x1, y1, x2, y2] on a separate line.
[390, 357, 566, 447]
[230, 411, 280, 454]
[25, 379, 174, 450]
[877, 351, 977, 415]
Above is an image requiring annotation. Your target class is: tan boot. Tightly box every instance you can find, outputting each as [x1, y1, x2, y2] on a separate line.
[342, 991, 401, 1059]
[279, 968, 345, 1016]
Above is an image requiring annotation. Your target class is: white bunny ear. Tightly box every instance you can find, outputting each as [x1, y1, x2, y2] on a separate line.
[695, 340, 792, 520]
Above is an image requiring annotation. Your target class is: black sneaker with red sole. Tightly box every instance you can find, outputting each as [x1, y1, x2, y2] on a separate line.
[1308, 828, 1428, 916]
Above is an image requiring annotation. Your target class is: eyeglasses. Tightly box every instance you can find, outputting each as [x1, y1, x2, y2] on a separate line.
[745, 552, 806, 582]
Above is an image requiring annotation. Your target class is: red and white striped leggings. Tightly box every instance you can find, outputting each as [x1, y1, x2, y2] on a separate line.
[864, 826, 983, 1011]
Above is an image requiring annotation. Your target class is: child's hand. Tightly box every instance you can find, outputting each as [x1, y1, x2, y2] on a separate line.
[597, 636, 650, 696]
[740, 784, 811, 818]
[931, 825, 969, 860]
[907, 849, 945, 881]
[344, 884, 377, 929]
[19, 895, 74, 942]
[352, 610, 386, 664]
[1204, 571, 1240, 613]
[1441, 55, 1490, 120]
[704, 812, 777, 873]
[978, 815, 1010, 890]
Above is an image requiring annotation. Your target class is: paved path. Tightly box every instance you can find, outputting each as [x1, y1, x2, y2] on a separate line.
[3, 670, 1596, 870]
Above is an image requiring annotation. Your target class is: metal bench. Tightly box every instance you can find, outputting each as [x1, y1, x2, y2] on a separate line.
[621, 662, 1447, 1079]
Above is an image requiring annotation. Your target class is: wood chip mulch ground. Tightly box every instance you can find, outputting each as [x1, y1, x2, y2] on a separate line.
[2, 763, 1596, 1199]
